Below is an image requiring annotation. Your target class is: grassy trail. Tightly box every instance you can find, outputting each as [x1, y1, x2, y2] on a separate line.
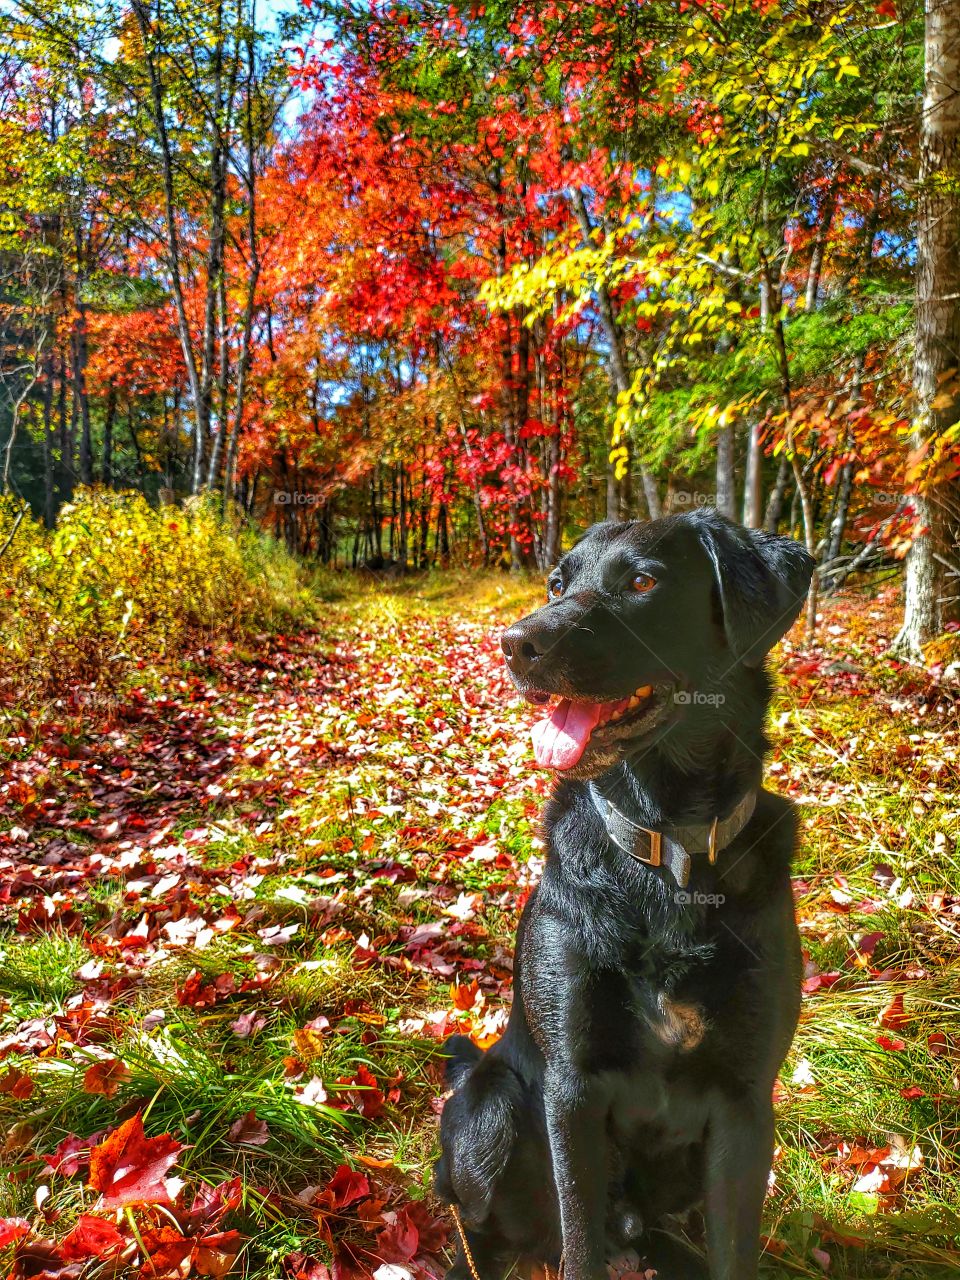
[1, 574, 958, 1279]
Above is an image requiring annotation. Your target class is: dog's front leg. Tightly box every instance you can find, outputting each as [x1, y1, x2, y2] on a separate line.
[703, 1093, 774, 1280]
[543, 1067, 609, 1280]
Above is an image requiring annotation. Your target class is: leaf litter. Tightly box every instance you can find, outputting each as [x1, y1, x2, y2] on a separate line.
[1, 578, 958, 1277]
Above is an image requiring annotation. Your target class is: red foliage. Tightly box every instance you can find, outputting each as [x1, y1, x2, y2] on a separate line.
[82, 1058, 130, 1099]
[0, 1219, 30, 1249]
[58, 1216, 126, 1261]
[87, 1114, 184, 1209]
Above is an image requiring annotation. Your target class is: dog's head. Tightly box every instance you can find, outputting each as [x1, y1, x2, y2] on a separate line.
[500, 509, 814, 779]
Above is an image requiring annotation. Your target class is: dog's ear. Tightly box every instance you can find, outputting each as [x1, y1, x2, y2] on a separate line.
[696, 511, 814, 667]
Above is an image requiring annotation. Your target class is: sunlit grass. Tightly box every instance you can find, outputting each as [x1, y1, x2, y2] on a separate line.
[1, 575, 958, 1277]
[0, 931, 88, 1007]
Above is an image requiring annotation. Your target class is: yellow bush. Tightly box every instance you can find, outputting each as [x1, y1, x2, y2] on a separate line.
[0, 490, 315, 701]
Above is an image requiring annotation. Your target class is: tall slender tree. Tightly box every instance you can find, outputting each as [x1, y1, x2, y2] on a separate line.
[895, 0, 960, 656]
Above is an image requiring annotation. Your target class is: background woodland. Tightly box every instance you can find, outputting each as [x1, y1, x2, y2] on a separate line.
[2, 0, 959, 658]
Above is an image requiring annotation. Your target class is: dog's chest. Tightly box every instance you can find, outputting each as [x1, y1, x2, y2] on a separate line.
[565, 953, 719, 1076]
[594, 978, 716, 1135]
[617, 963, 712, 1061]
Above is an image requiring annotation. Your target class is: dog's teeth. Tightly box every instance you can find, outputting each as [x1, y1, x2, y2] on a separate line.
[635, 685, 652, 698]
[627, 695, 639, 709]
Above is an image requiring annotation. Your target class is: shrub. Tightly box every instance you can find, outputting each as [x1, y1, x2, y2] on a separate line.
[0, 489, 316, 702]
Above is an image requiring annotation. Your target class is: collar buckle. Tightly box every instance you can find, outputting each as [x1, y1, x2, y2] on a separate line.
[588, 783, 757, 891]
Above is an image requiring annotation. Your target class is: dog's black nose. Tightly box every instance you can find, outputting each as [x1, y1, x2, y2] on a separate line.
[500, 622, 546, 677]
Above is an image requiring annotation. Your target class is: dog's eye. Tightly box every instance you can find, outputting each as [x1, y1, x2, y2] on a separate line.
[632, 573, 657, 593]
[548, 579, 563, 600]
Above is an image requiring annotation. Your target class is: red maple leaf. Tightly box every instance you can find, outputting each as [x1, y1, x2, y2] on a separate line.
[44, 1132, 101, 1177]
[184, 1176, 244, 1233]
[138, 1225, 193, 1276]
[331, 1241, 371, 1280]
[450, 979, 480, 1011]
[320, 1165, 370, 1210]
[402, 1200, 448, 1253]
[59, 1214, 126, 1260]
[176, 970, 237, 1009]
[88, 1113, 184, 1208]
[879, 993, 910, 1031]
[194, 1229, 244, 1279]
[332, 1065, 385, 1118]
[376, 1208, 419, 1263]
[927, 1032, 950, 1056]
[285, 1253, 332, 1280]
[0, 1067, 34, 1100]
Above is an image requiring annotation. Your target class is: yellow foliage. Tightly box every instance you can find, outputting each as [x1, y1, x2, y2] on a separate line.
[0, 490, 314, 700]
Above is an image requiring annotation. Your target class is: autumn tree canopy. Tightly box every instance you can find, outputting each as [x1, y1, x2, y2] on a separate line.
[1, 0, 958, 646]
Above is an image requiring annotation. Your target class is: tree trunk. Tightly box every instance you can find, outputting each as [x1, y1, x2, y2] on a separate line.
[436, 499, 450, 566]
[56, 348, 73, 502]
[102, 384, 116, 486]
[396, 465, 406, 565]
[418, 483, 430, 569]
[491, 199, 526, 572]
[206, 267, 231, 490]
[544, 365, 563, 566]
[743, 422, 764, 527]
[894, 0, 960, 658]
[222, 56, 261, 505]
[744, 268, 773, 528]
[760, 235, 791, 535]
[825, 461, 854, 562]
[764, 248, 818, 637]
[72, 309, 93, 486]
[42, 349, 56, 526]
[128, 403, 144, 488]
[195, 0, 240, 494]
[764, 456, 791, 531]
[389, 468, 397, 558]
[606, 441, 621, 522]
[132, 0, 210, 480]
[824, 356, 865, 564]
[436, 334, 490, 562]
[804, 175, 839, 312]
[715, 424, 736, 518]
[224, 45, 265, 507]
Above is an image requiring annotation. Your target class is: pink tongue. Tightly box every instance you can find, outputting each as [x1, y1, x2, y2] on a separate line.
[531, 699, 603, 770]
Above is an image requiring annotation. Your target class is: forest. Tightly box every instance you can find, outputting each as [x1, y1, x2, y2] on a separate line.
[1, 1, 960, 1279]
[2, 0, 958, 650]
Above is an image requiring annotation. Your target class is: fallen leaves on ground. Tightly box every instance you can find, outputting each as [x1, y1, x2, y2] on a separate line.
[1, 577, 958, 1277]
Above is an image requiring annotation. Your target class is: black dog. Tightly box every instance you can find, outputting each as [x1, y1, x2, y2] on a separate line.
[434, 509, 814, 1280]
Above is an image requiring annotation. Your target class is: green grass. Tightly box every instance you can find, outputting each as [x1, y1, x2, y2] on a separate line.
[0, 933, 89, 1007]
